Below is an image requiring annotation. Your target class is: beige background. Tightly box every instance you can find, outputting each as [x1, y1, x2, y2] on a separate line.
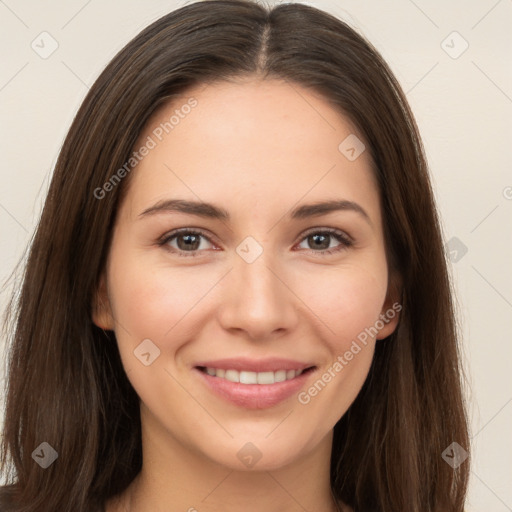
[0, 0, 511, 509]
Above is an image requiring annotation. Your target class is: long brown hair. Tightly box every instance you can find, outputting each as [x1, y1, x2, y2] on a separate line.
[0, 1, 470, 510]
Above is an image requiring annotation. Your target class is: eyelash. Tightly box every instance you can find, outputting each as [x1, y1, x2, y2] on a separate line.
[158, 227, 353, 258]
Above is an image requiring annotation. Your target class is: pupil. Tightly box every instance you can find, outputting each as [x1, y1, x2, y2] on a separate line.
[310, 234, 329, 250]
[178, 234, 199, 251]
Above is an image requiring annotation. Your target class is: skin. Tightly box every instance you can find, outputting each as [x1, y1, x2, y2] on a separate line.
[93, 77, 400, 512]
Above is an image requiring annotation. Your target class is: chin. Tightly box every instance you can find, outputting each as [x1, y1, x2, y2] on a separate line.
[200, 433, 315, 472]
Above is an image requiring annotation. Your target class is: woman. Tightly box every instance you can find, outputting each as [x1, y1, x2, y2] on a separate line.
[0, 1, 470, 510]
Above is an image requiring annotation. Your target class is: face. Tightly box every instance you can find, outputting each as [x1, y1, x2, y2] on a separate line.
[93, 78, 400, 471]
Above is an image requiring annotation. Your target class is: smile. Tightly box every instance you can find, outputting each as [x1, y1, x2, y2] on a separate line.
[193, 359, 317, 409]
[198, 367, 306, 384]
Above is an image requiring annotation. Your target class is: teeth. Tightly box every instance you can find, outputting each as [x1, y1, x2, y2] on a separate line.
[225, 369, 239, 382]
[274, 370, 286, 383]
[240, 371, 257, 384]
[202, 367, 306, 384]
[257, 371, 275, 384]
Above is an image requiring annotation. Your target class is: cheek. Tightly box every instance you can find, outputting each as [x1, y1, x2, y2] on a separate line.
[295, 261, 388, 346]
[105, 252, 206, 402]
[292, 266, 386, 424]
[109, 268, 200, 342]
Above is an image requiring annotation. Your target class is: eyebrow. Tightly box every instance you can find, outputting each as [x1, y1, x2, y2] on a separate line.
[139, 198, 372, 226]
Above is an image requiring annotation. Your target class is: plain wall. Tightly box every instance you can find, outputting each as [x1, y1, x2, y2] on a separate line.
[0, 1, 511, 510]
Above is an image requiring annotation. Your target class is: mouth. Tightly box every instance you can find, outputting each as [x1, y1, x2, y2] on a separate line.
[193, 360, 317, 409]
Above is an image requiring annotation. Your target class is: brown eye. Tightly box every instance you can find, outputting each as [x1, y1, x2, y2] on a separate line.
[307, 233, 331, 250]
[160, 229, 214, 257]
[175, 233, 202, 251]
[297, 229, 353, 256]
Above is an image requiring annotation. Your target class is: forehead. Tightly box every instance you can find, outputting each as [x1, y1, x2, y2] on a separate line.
[122, 78, 380, 224]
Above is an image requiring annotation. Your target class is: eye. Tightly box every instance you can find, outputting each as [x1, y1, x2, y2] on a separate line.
[296, 228, 353, 256]
[159, 228, 215, 257]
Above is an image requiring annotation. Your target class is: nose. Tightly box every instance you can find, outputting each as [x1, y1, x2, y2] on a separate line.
[217, 249, 299, 341]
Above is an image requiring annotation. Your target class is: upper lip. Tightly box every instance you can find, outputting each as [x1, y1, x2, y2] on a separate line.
[194, 358, 315, 373]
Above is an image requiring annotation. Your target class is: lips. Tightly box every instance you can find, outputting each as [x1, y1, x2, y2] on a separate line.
[193, 358, 316, 409]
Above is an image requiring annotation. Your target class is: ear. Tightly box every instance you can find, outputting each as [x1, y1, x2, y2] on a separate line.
[376, 271, 403, 340]
[91, 273, 115, 330]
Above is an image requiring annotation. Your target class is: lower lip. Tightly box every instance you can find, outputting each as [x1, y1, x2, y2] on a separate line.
[194, 368, 315, 409]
